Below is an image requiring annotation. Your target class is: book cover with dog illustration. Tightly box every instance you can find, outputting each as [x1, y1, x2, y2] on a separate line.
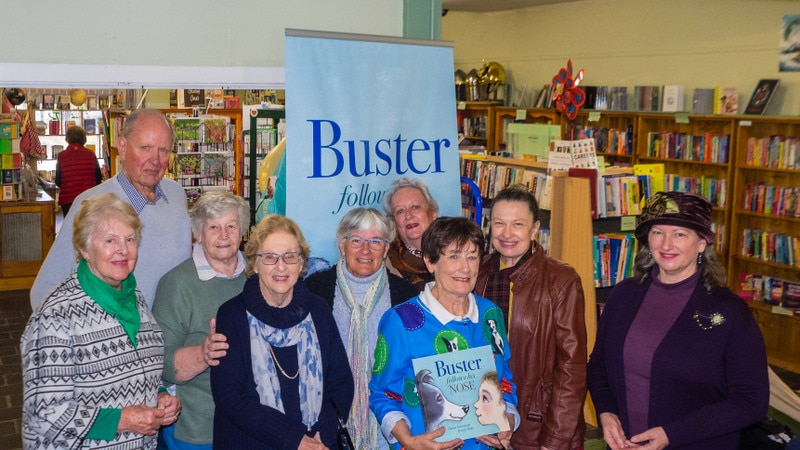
[411, 345, 508, 442]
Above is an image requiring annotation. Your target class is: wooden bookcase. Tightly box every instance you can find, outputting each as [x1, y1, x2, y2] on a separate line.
[492, 107, 560, 152]
[635, 114, 735, 264]
[564, 111, 637, 167]
[0, 193, 55, 291]
[728, 117, 800, 373]
[457, 101, 502, 151]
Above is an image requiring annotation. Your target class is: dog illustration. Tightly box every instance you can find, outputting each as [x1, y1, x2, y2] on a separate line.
[415, 369, 469, 432]
[441, 336, 460, 352]
[486, 319, 505, 356]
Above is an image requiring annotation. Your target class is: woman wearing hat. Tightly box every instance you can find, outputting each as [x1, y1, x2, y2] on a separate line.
[587, 191, 769, 450]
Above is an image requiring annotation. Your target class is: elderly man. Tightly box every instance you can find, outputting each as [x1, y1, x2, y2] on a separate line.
[31, 108, 191, 309]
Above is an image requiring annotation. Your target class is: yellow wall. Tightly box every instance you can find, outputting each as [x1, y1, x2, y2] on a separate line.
[443, 0, 800, 115]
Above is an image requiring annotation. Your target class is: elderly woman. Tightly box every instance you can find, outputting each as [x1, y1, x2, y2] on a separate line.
[305, 207, 417, 449]
[369, 217, 519, 450]
[21, 192, 180, 449]
[152, 190, 249, 449]
[588, 192, 769, 450]
[382, 177, 439, 291]
[210, 215, 354, 449]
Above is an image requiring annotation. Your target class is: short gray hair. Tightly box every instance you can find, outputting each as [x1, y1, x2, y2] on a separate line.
[381, 177, 439, 217]
[189, 190, 250, 239]
[336, 207, 396, 242]
[122, 108, 176, 144]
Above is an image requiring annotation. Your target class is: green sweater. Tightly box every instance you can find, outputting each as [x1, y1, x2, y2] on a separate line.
[152, 257, 246, 445]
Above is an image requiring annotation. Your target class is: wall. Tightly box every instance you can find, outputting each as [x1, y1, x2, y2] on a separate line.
[0, 0, 406, 88]
[443, 0, 800, 116]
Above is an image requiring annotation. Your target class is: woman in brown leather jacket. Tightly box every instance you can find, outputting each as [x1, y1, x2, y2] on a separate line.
[474, 185, 587, 450]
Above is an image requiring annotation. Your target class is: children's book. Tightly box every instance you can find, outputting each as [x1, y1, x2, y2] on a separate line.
[412, 345, 509, 442]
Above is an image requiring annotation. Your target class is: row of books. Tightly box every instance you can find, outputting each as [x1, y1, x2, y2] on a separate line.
[740, 272, 800, 312]
[564, 124, 634, 156]
[740, 228, 800, 268]
[744, 135, 800, 170]
[742, 182, 800, 218]
[593, 233, 637, 288]
[460, 158, 552, 209]
[663, 173, 727, 208]
[462, 116, 488, 138]
[645, 131, 731, 164]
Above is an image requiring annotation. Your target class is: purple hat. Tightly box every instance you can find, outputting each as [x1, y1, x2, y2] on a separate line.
[635, 191, 715, 245]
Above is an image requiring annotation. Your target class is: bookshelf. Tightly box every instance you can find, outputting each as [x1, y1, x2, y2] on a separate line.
[564, 111, 636, 167]
[0, 121, 23, 201]
[246, 108, 285, 226]
[729, 117, 800, 372]
[457, 101, 501, 151]
[492, 107, 560, 152]
[635, 114, 735, 263]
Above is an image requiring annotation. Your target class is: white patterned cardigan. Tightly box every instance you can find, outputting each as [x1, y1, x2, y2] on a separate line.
[21, 273, 165, 450]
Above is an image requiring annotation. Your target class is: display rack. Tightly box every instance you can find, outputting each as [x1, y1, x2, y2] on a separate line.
[247, 108, 285, 226]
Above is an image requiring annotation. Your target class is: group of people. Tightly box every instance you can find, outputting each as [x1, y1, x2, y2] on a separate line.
[21, 108, 770, 450]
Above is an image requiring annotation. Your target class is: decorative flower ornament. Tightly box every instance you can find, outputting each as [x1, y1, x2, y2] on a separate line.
[693, 311, 726, 330]
[551, 59, 586, 120]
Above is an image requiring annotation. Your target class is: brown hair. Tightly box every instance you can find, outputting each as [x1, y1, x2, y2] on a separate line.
[421, 217, 484, 265]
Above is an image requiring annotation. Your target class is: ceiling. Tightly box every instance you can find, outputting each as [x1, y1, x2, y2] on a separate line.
[441, 0, 582, 13]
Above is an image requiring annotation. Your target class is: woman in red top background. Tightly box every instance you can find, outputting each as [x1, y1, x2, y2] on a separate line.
[56, 125, 103, 215]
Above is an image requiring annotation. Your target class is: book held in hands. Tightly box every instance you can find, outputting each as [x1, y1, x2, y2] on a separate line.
[412, 345, 509, 442]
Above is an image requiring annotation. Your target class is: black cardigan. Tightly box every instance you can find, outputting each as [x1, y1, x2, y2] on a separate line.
[305, 266, 418, 309]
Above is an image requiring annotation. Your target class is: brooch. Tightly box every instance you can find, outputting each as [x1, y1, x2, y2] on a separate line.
[693, 311, 726, 330]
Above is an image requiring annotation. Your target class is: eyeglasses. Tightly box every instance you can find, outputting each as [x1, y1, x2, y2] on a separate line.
[256, 252, 302, 265]
[343, 235, 388, 251]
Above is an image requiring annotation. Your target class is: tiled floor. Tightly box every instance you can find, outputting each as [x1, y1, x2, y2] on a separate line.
[1, 287, 799, 450]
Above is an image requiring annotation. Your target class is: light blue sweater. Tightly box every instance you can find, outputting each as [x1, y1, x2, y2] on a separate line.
[30, 174, 191, 310]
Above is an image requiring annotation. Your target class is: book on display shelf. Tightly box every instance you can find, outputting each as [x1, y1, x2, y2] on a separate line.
[744, 79, 779, 115]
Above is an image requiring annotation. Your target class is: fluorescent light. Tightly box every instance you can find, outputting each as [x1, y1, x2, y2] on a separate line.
[0, 63, 286, 89]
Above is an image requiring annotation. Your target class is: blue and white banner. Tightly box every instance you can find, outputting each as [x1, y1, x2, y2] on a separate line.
[285, 29, 461, 264]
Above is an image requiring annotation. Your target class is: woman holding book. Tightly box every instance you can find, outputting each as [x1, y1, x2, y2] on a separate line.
[369, 217, 519, 450]
[210, 215, 354, 449]
[587, 191, 769, 450]
[305, 207, 417, 450]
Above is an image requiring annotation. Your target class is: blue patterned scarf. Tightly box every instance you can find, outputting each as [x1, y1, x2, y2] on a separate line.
[248, 312, 323, 430]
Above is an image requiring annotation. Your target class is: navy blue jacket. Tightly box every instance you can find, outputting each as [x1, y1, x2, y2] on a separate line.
[587, 275, 769, 449]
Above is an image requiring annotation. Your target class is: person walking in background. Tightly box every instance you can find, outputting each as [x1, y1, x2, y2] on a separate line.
[474, 185, 587, 450]
[382, 177, 438, 291]
[152, 191, 250, 450]
[587, 192, 769, 450]
[31, 108, 191, 309]
[55, 125, 102, 216]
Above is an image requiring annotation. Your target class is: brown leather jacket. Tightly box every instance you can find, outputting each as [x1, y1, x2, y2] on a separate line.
[475, 241, 587, 450]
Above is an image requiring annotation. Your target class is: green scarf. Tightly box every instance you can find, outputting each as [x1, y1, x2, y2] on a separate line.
[77, 259, 141, 348]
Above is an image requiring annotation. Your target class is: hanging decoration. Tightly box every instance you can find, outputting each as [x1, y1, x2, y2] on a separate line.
[550, 59, 585, 120]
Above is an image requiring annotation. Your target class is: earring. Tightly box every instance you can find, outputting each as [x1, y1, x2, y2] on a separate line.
[697, 253, 703, 265]
[646, 251, 652, 260]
